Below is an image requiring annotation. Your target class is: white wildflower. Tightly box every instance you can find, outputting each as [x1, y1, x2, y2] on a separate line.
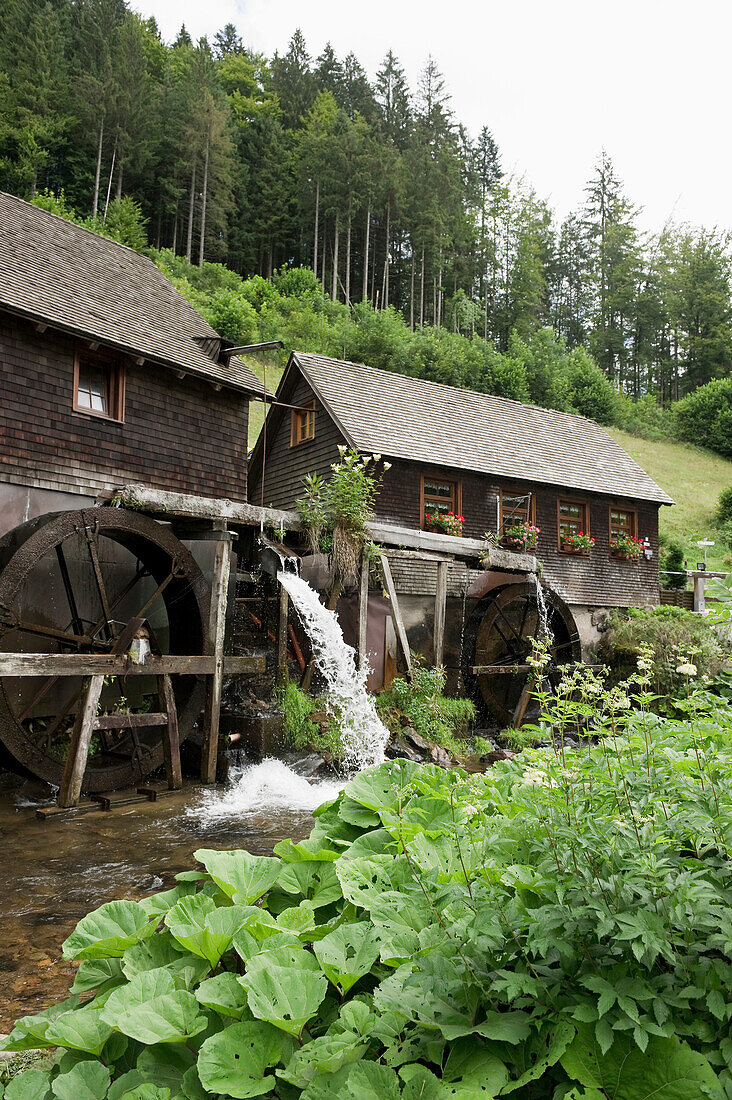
[522, 768, 549, 786]
[676, 662, 697, 677]
[337, 444, 347, 454]
[383, 462, 392, 471]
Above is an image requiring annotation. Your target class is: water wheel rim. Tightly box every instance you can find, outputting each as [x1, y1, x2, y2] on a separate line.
[463, 581, 581, 726]
[0, 508, 209, 792]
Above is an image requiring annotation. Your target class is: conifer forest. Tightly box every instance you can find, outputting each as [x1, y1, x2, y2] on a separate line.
[2, 0, 732, 419]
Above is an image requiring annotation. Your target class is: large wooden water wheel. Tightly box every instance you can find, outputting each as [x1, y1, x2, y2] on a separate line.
[0, 508, 209, 792]
[462, 580, 581, 727]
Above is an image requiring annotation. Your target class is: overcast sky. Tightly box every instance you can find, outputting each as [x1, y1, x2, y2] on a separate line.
[136, 0, 730, 233]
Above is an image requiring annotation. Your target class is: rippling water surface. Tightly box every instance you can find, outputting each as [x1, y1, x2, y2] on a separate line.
[0, 761, 342, 1031]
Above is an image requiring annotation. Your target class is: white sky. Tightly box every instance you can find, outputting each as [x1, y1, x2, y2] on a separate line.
[136, 0, 731, 233]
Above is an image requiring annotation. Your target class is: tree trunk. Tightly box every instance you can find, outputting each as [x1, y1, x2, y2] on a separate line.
[172, 209, 178, 255]
[321, 230, 326, 289]
[331, 214, 340, 301]
[383, 203, 391, 309]
[92, 118, 104, 219]
[198, 128, 210, 267]
[115, 159, 123, 201]
[362, 201, 371, 302]
[313, 178, 320, 276]
[186, 158, 197, 263]
[410, 249, 415, 330]
[419, 247, 425, 328]
[103, 136, 117, 221]
[345, 195, 352, 306]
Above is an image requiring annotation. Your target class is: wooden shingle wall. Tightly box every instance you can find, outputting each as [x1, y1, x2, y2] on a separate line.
[0, 315, 249, 500]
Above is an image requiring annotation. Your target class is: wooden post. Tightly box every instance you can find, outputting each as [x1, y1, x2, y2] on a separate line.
[434, 560, 449, 668]
[159, 673, 182, 789]
[693, 573, 706, 613]
[379, 552, 412, 679]
[357, 553, 369, 669]
[58, 676, 104, 808]
[276, 583, 289, 688]
[512, 680, 534, 729]
[201, 532, 233, 784]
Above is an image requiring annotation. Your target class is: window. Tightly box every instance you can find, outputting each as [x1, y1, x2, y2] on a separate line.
[73, 347, 124, 421]
[499, 488, 534, 530]
[290, 401, 315, 446]
[557, 498, 590, 548]
[609, 506, 637, 542]
[422, 474, 461, 529]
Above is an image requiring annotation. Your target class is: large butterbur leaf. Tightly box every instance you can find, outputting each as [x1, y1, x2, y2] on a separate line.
[101, 969, 207, 1044]
[560, 1024, 722, 1099]
[193, 848, 281, 903]
[197, 1020, 283, 1098]
[277, 860, 343, 908]
[44, 1003, 114, 1055]
[50, 1060, 111, 1099]
[278, 1001, 374, 1088]
[195, 973, 250, 1019]
[313, 921, 381, 994]
[62, 901, 158, 960]
[3, 1070, 53, 1100]
[71, 958, 124, 995]
[240, 946, 328, 1036]
[441, 1037, 510, 1098]
[344, 761, 422, 814]
[0, 997, 81, 1052]
[164, 893, 247, 967]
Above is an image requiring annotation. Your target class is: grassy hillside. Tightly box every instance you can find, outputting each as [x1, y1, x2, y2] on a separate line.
[608, 429, 732, 575]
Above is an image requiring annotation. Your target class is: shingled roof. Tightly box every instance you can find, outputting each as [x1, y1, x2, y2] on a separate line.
[0, 190, 267, 396]
[289, 352, 673, 505]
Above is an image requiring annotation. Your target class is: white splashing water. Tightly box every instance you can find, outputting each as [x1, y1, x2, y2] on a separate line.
[194, 758, 344, 821]
[278, 571, 390, 772]
[528, 572, 553, 642]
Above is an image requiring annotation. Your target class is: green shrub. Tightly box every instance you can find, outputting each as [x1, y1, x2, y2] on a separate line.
[675, 376, 732, 458]
[614, 392, 677, 440]
[376, 661, 475, 747]
[659, 532, 687, 589]
[277, 678, 343, 758]
[599, 605, 725, 702]
[715, 485, 732, 526]
[7, 699, 732, 1097]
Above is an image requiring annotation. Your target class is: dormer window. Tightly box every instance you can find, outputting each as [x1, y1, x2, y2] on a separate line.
[290, 400, 315, 446]
[73, 346, 125, 421]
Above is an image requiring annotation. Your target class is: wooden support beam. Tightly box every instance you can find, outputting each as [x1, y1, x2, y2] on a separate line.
[58, 676, 104, 808]
[693, 574, 706, 613]
[357, 553, 369, 670]
[434, 560, 449, 668]
[276, 583, 289, 687]
[0, 653, 264, 676]
[379, 553, 412, 679]
[160, 673, 182, 790]
[201, 534, 233, 784]
[512, 680, 534, 728]
[92, 712, 168, 729]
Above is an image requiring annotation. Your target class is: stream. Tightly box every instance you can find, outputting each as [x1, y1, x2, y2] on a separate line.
[0, 761, 344, 1032]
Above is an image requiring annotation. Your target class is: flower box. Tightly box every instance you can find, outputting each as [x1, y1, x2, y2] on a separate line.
[501, 522, 540, 553]
[560, 532, 595, 554]
[425, 511, 464, 537]
[610, 535, 644, 562]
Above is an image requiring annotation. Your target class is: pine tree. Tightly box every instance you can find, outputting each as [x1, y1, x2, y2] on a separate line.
[213, 23, 243, 59]
[270, 29, 315, 129]
[374, 51, 411, 148]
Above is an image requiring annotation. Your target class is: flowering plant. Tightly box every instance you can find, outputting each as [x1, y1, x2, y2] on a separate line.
[503, 521, 540, 551]
[561, 530, 595, 553]
[610, 533, 644, 561]
[425, 510, 464, 537]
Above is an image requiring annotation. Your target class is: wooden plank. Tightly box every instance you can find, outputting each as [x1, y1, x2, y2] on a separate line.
[276, 583, 289, 687]
[112, 484, 299, 531]
[357, 553, 369, 670]
[92, 712, 168, 729]
[512, 680, 534, 728]
[368, 521, 486, 559]
[472, 664, 531, 675]
[379, 553, 412, 679]
[201, 535, 233, 784]
[0, 654, 265, 676]
[434, 560, 449, 668]
[58, 676, 104, 808]
[160, 673, 182, 790]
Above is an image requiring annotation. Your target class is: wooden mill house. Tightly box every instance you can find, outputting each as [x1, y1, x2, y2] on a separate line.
[249, 352, 673, 723]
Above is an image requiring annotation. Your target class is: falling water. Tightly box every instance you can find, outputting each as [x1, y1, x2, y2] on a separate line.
[528, 572, 553, 642]
[194, 758, 344, 821]
[278, 571, 390, 772]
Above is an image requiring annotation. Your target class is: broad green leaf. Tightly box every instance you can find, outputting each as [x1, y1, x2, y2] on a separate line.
[0, 997, 81, 1051]
[278, 1002, 373, 1088]
[560, 1024, 720, 1098]
[138, 883, 198, 918]
[122, 934, 208, 986]
[193, 848, 281, 903]
[440, 1010, 531, 1044]
[108, 1071, 146, 1100]
[299, 1066, 353, 1100]
[102, 971, 207, 1045]
[500, 1020, 575, 1093]
[241, 946, 328, 1036]
[71, 958, 123, 995]
[344, 761, 422, 812]
[278, 861, 343, 908]
[135, 1044, 196, 1090]
[313, 921, 381, 994]
[50, 1060, 111, 1099]
[197, 1020, 282, 1098]
[442, 1037, 509, 1097]
[180, 1066, 209, 1100]
[399, 1065, 449, 1099]
[338, 796, 381, 828]
[165, 894, 247, 967]
[341, 828, 395, 861]
[273, 838, 339, 863]
[119, 1089, 170, 1100]
[196, 973, 250, 1019]
[277, 901, 317, 934]
[340, 1061, 402, 1099]
[4, 1070, 52, 1100]
[62, 901, 157, 960]
[45, 1004, 114, 1055]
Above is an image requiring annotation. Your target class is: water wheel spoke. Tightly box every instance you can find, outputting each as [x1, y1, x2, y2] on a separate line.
[38, 684, 85, 749]
[88, 563, 149, 643]
[494, 602, 525, 644]
[84, 528, 116, 641]
[12, 620, 94, 648]
[19, 674, 61, 723]
[129, 569, 176, 625]
[55, 544, 84, 638]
